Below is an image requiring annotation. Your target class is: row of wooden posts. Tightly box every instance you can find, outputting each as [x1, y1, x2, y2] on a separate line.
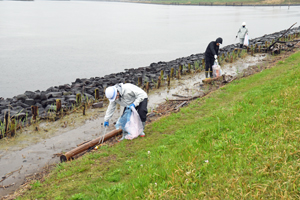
[7, 38, 283, 133]
[3, 32, 299, 139]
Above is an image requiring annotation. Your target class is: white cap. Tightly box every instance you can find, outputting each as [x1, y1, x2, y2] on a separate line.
[242, 22, 246, 26]
[105, 86, 117, 102]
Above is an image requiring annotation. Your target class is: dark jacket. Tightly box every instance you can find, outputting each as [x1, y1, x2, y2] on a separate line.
[205, 37, 223, 59]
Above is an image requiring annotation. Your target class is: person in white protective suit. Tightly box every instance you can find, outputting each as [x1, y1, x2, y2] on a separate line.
[103, 83, 148, 140]
[236, 22, 249, 48]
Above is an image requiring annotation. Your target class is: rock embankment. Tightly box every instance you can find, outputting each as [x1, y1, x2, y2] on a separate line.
[0, 26, 299, 130]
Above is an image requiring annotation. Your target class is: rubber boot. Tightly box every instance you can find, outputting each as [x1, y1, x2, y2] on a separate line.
[140, 122, 145, 137]
[210, 71, 213, 78]
[240, 44, 243, 48]
[205, 71, 209, 79]
[119, 130, 128, 141]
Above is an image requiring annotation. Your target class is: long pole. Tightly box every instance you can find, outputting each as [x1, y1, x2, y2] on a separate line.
[60, 129, 122, 162]
[267, 22, 297, 51]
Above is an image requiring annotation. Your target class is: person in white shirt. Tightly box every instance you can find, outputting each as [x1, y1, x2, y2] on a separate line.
[104, 83, 148, 139]
[236, 22, 249, 48]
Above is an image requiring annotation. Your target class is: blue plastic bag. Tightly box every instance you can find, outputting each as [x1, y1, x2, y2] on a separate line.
[115, 107, 132, 130]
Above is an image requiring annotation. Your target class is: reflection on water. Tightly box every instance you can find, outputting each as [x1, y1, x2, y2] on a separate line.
[0, 1, 299, 98]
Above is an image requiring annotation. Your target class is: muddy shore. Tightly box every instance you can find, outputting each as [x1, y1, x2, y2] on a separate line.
[0, 26, 299, 131]
[1, 28, 300, 198]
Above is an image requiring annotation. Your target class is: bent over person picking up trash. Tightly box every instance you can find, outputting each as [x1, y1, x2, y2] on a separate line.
[104, 83, 148, 140]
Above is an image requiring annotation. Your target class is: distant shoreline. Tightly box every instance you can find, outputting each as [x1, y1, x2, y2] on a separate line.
[125, 1, 300, 7]
[5, 0, 300, 6]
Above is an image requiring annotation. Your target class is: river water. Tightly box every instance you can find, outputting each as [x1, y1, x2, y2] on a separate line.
[0, 1, 299, 98]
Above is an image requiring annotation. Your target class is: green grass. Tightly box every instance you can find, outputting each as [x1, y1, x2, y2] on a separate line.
[19, 51, 300, 199]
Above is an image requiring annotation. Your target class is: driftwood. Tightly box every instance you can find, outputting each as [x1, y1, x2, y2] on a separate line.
[172, 94, 191, 98]
[267, 22, 297, 51]
[0, 165, 23, 183]
[165, 94, 203, 101]
[0, 183, 15, 189]
[202, 75, 223, 84]
[175, 101, 187, 110]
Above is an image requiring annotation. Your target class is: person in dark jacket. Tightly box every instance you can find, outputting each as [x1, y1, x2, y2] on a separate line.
[204, 37, 223, 78]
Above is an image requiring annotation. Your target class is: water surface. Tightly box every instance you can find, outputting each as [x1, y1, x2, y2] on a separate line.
[0, 1, 299, 98]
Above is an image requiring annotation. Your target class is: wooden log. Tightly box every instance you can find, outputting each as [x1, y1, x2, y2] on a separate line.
[92, 101, 103, 108]
[175, 101, 187, 110]
[166, 94, 202, 101]
[172, 94, 191, 98]
[60, 129, 122, 162]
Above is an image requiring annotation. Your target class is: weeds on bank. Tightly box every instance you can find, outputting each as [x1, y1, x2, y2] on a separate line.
[18, 51, 300, 199]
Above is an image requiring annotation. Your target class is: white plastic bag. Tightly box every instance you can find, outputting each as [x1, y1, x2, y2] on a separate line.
[212, 60, 222, 78]
[244, 34, 249, 46]
[125, 107, 143, 140]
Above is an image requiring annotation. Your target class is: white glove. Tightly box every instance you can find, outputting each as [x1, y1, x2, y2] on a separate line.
[214, 55, 217, 59]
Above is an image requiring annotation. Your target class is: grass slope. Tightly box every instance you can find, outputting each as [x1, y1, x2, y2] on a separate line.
[19, 51, 300, 199]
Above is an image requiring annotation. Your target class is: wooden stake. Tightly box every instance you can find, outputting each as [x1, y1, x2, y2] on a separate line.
[56, 99, 61, 113]
[202, 59, 205, 70]
[157, 76, 161, 89]
[31, 106, 38, 121]
[76, 93, 81, 105]
[170, 68, 174, 78]
[160, 70, 164, 80]
[10, 118, 15, 137]
[5, 112, 9, 137]
[167, 75, 170, 86]
[95, 88, 99, 100]
[138, 77, 142, 87]
[146, 82, 150, 93]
